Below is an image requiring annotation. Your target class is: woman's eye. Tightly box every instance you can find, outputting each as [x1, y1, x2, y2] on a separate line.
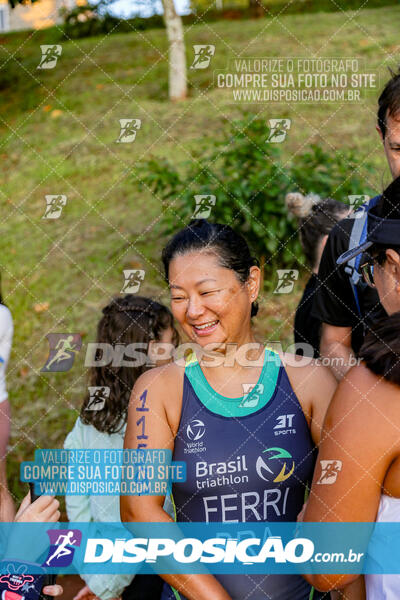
[171, 296, 186, 301]
[201, 290, 219, 296]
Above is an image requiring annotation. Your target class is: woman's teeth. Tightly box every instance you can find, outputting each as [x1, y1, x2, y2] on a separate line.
[194, 320, 218, 330]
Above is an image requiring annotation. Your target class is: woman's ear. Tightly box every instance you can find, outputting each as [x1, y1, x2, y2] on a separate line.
[247, 266, 261, 301]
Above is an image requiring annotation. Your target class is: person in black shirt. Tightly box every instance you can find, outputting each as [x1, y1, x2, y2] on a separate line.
[311, 67, 400, 379]
[286, 192, 350, 357]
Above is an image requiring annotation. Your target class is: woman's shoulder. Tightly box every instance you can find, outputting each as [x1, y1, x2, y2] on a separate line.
[134, 361, 185, 390]
[282, 353, 337, 403]
[326, 363, 400, 438]
[341, 362, 400, 407]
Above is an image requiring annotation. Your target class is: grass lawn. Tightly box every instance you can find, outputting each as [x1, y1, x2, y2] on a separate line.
[0, 3, 397, 502]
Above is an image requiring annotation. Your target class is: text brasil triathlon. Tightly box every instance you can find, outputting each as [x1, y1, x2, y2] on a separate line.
[84, 536, 363, 566]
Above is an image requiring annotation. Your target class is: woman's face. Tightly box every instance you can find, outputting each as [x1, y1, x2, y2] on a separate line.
[168, 250, 260, 348]
[373, 249, 400, 315]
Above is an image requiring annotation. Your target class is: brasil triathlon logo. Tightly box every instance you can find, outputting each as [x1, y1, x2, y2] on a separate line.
[256, 447, 295, 483]
[42, 529, 82, 567]
[186, 419, 205, 441]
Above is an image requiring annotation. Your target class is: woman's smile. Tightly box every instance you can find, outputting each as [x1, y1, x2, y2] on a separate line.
[191, 319, 220, 337]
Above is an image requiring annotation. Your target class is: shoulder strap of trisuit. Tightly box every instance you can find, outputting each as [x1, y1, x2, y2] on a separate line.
[344, 195, 380, 316]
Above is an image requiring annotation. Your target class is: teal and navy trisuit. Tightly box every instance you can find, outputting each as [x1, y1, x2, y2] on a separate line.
[161, 348, 325, 600]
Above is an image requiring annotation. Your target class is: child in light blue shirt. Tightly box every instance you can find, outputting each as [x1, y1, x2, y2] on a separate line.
[65, 295, 178, 600]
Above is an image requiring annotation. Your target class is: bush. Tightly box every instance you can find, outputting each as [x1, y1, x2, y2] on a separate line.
[137, 116, 374, 278]
[61, 4, 164, 39]
[61, 4, 103, 39]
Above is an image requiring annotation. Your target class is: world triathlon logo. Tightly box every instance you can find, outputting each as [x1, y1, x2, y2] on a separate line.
[186, 419, 206, 441]
[256, 447, 295, 483]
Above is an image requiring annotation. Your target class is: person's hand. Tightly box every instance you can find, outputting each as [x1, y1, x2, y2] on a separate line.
[297, 501, 308, 523]
[73, 585, 99, 600]
[43, 585, 63, 597]
[73, 585, 120, 600]
[14, 492, 60, 523]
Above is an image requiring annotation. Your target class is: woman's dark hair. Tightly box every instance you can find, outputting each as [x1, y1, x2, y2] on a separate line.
[80, 295, 179, 433]
[359, 312, 400, 386]
[286, 193, 349, 269]
[377, 66, 400, 139]
[161, 219, 260, 317]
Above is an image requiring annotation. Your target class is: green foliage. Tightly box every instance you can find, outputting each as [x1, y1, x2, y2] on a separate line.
[138, 116, 374, 275]
[61, 3, 164, 40]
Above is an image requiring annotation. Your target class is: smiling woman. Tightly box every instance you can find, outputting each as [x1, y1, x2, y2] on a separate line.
[121, 219, 338, 600]
[161, 218, 259, 345]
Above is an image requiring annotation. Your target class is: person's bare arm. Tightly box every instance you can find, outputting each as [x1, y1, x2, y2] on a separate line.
[120, 365, 231, 600]
[284, 358, 337, 446]
[0, 459, 15, 521]
[302, 365, 399, 591]
[0, 399, 15, 520]
[319, 324, 355, 381]
[331, 576, 366, 600]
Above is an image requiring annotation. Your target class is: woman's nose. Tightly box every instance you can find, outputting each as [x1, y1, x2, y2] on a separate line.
[186, 296, 204, 320]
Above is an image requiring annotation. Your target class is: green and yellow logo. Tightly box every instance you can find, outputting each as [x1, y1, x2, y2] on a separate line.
[256, 447, 295, 483]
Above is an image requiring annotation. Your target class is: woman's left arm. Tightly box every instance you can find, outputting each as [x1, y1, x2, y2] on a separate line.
[303, 365, 399, 591]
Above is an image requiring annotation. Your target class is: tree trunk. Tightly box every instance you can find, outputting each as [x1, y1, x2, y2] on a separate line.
[161, 0, 187, 101]
[249, 0, 263, 18]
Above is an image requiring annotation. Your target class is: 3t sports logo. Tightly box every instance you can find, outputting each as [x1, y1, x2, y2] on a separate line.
[273, 414, 296, 436]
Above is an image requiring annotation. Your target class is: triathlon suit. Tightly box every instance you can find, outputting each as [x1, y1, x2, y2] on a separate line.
[160, 347, 324, 600]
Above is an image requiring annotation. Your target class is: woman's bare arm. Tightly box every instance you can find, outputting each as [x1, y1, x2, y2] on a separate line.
[120, 365, 232, 600]
[303, 365, 400, 591]
[285, 358, 337, 446]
